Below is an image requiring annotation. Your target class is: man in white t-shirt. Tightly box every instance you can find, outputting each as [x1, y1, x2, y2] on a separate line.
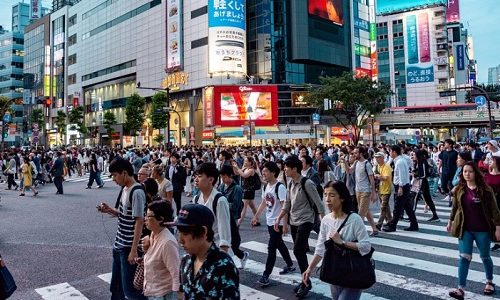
[252, 161, 295, 286]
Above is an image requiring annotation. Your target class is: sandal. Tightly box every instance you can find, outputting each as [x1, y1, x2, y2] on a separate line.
[484, 282, 495, 295]
[449, 288, 464, 300]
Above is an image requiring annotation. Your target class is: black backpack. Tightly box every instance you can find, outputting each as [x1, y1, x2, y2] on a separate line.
[194, 193, 239, 234]
[299, 177, 322, 233]
[114, 185, 145, 210]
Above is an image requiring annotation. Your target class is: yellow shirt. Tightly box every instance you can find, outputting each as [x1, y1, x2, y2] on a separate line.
[377, 163, 393, 195]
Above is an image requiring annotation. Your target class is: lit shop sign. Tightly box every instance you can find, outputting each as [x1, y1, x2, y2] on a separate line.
[213, 85, 278, 127]
[291, 92, 310, 107]
[166, 0, 183, 72]
[404, 12, 435, 84]
[376, 0, 446, 15]
[161, 71, 188, 90]
[202, 130, 214, 140]
[308, 0, 344, 26]
[208, 0, 247, 74]
[204, 87, 215, 128]
[31, 0, 40, 19]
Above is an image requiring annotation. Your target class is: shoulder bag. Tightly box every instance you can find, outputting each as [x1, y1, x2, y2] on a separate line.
[0, 264, 17, 299]
[319, 213, 376, 289]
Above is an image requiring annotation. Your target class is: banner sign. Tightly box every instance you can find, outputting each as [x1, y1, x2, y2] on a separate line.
[31, 0, 40, 19]
[208, 0, 247, 74]
[166, 0, 183, 72]
[456, 44, 465, 70]
[446, 0, 460, 23]
[308, 0, 344, 26]
[404, 12, 435, 84]
[376, 0, 446, 15]
[203, 87, 215, 127]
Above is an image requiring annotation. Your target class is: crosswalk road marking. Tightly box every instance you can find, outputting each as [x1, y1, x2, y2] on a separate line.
[62, 174, 114, 184]
[31, 201, 500, 299]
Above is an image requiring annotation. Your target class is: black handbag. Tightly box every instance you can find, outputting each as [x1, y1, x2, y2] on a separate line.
[319, 213, 376, 289]
[0, 265, 17, 299]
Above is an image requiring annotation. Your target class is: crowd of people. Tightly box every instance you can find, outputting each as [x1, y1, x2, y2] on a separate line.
[2, 139, 500, 299]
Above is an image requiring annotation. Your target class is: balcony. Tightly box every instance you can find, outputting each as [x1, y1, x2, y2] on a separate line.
[432, 15, 446, 25]
[435, 69, 449, 79]
[435, 30, 447, 39]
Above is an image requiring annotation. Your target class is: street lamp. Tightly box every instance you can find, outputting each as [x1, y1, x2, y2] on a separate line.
[247, 105, 253, 147]
[370, 114, 375, 147]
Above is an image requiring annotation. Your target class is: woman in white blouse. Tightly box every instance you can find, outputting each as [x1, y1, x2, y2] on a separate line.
[302, 180, 371, 300]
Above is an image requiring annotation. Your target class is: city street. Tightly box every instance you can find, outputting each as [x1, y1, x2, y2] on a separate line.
[1, 175, 500, 299]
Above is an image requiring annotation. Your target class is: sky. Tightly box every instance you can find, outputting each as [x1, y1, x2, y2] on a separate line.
[0, 0, 498, 83]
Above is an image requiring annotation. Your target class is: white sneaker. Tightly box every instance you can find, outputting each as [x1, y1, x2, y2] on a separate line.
[443, 195, 450, 203]
[240, 251, 249, 269]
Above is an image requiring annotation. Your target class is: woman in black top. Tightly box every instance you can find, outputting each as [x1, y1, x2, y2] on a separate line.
[86, 153, 102, 189]
[414, 150, 439, 222]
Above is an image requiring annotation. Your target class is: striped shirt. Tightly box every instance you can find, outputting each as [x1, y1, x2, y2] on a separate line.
[114, 184, 146, 249]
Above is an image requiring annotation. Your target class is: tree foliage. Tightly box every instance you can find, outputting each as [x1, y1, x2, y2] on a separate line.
[305, 72, 392, 144]
[68, 106, 88, 135]
[125, 93, 146, 136]
[103, 111, 117, 135]
[30, 108, 44, 128]
[55, 110, 67, 135]
[153, 134, 165, 145]
[465, 83, 500, 103]
[150, 92, 168, 130]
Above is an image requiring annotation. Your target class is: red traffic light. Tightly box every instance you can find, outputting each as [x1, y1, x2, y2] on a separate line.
[45, 98, 52, 106]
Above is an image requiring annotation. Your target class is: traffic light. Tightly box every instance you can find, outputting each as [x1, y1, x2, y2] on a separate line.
[181, 128, 186, 138]
[45, 97, 52, 107]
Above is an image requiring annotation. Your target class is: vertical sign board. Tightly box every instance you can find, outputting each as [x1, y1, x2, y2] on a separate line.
[456, 44, 465, 70]
[166, 0, 183, 72]
[353, 0, 373, 78]
[369, 0, 377, 81]
[208, 0, 247, 74]
[31, 0, 40, 19]
[446, 0, 460, 23]
[404, 12, 434, 85]
[203, 87, 215, 128]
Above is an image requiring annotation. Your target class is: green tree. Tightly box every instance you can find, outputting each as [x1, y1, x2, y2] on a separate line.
[30, 108, 44, 128]
[103, 111, 117, 136]
[153, 134, 165, 145]
[55, 110, 67, 145]
[466, 83, 500, 103]
[124, 93, 146, 136]
[0, 95, 13, 151]
[68, 106, 88, 136]
[150, 92, 168, 130]
[305, 72, 392, 144]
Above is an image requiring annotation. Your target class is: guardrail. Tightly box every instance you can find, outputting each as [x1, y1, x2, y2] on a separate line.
[377, 108, 500, 126]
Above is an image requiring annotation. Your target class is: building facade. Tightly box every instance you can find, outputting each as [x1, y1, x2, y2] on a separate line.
[488, 65, 500, 85]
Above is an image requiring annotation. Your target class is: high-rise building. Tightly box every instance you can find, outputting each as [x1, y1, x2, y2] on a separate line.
[12, 2, 30, 32]
[488, 65, 500, 85]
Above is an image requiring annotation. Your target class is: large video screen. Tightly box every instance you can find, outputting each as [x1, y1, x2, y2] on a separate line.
[213, 85, 278, 127]
[376, 0, 446, 15]
[308, 0, 344, 26]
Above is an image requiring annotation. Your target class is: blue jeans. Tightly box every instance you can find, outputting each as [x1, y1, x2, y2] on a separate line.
[147, 293, 177, 300]
[110, 248, 146, 300]
[457, 231, 493, 287]
[330, 285, 362, 300]
[96, 171, 104, 186]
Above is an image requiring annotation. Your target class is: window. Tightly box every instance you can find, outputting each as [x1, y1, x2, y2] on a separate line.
[191, 37, 208, 49]
[68, 34, 77, 46]
[68, 14, 77, 27]
[68, 54, 77, 65]
[191, 6, 207, 19]
[81, 60, 136, 81]
[68, 74, 76, 85]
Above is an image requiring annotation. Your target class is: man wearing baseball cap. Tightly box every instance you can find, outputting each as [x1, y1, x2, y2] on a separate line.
[171, 204, 240, 299]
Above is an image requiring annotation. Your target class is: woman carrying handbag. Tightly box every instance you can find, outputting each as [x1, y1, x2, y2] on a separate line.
[302, 180, 373, 300]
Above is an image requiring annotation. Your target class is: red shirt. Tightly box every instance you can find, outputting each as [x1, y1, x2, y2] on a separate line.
[462, 186, 490, 232]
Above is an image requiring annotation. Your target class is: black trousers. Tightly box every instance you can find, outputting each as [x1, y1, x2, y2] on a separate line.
[264, 225, 294, 277]
[87, 171, 98, 187]
[440, 173, 453, 194]
[420, 178, 437, 215]
[290, 222, 313, 274]
[7, 174, 18, 189]
[230, 217, 244, 260]
[388, 184, 418, 228]
[173, 189, 182, 215]
[54, 176, 64, 194]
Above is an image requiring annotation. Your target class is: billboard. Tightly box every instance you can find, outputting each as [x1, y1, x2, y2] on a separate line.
[353, 0, 376, 80]
[213, 85, 278, 127]
[376, 0, 446, 15]
[208, 0, 246, 74]
[308, 0, 344, 26]
[31, 0, 40, 19]
[446, 0, 460, 23]
[456, 44, 465, 70]
[404, 12, 435, 84]
[166, 0, 183, 72]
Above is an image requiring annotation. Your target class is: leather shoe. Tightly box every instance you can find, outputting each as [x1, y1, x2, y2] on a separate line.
[382, 225, 396, 232]
[295, 281, 312, 298]
[404, 226, 419, 231]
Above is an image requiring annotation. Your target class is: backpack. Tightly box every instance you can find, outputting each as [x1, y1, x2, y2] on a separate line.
[299, 177, 322, 233]
[253, 171, 262, 191]
[114, 185, 145, 210]
[194, 193, 239, 234]
[263, 182, 284, 202]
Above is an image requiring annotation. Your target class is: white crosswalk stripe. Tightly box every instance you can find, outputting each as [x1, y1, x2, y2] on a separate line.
[31, 201, 500, 299]
[62, 173, 114, 184]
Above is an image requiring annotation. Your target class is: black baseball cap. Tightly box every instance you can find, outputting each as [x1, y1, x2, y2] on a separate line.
[167, 204, 214, 228]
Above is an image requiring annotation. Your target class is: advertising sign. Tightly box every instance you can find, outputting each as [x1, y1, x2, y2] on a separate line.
[456, 44, 465, 70]
[208, 0, 247, 74]
[404, 12, 435, 84]
[308, 0, 344, 25]
[203, 87, 214, 127]
[291, 92, 310, 107]
[213, 85, 278, 127]
[166, 0, 183, 72]
[376, 0, 446, 15]
[31, 0, 40, 19]
[446, 0, 460, 23]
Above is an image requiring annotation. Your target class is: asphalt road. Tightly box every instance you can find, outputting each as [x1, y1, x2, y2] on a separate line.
[2, 174, 500, 299]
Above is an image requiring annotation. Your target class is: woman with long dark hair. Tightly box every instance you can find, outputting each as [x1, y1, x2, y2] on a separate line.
[485, 156, 500, 251]
[302, 181, 371, 299]
[86, 153, 102, 189]
[447, 162, 500, 299]
[414, 150, 439, 222]
[232, 155, 259, 226]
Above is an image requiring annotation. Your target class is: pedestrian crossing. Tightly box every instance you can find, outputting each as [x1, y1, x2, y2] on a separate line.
[62, 173, 114, 184]
[29, 199, 500, 299]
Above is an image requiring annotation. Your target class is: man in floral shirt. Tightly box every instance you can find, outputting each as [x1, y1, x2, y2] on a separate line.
[170, 203, 240, 299]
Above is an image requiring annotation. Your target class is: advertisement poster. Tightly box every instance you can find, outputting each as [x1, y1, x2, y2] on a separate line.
[31, 0, 40, 19]
[308, 0, 344, 25]
[203, 87, 214, 128]
[456, 44, 465, 70]
[213, 85, 278, 127]
[404, 12, 435, 84]
[376, 0, 446, 15]
[446, 0, 460, 23]
[353, 0, 376, 79]
[166, 0, 183, 72]
[208, 0, 247, 74]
